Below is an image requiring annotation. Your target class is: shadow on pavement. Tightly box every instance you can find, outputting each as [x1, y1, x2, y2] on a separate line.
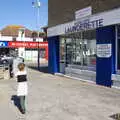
[11, 95, 23, 114]
[109, 113, 120, 120]
[28, 66, 48, 73]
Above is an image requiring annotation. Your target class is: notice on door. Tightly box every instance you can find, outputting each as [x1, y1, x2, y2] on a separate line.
[97, 44, 112, 58]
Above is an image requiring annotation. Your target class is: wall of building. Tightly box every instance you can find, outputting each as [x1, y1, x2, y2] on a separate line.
[48, 1, 120, 88]
[0, 36, 43, 42]
[48, 0, 120, 27]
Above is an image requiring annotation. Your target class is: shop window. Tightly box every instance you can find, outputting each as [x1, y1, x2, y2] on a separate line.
[32, 32, 37, 41]
[60, 30, 96, 71]
[60, 38, 66, 62]
[33, 38, 36, 42]
[13, 37, 16, 41]
[117, 25, 120, 72]
[39, 48, 46, 58]
[117, 38, 120, 70]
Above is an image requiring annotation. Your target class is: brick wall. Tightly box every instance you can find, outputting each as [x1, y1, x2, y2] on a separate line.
[48, 0, 120, 27]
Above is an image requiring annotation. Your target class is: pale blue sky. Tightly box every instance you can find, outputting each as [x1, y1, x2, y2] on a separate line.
[0, 0, 48, 31]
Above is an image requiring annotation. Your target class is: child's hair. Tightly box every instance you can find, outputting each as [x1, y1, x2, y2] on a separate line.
[18, 63, 25, 71]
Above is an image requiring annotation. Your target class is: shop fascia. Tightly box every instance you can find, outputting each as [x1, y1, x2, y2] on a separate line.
[65, 18, 104, 34]
[48, 7, 120, 37]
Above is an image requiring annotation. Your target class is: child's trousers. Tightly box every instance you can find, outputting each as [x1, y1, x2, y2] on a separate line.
[19, 96, 26, 113]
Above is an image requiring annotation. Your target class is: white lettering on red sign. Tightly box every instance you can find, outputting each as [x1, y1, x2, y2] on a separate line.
[8, 42, 48, 48]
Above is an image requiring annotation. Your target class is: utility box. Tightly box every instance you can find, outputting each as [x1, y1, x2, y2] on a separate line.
[12, 57, 24, 76]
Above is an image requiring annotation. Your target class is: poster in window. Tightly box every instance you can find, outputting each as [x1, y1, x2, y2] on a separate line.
[97, 44, 112, 58]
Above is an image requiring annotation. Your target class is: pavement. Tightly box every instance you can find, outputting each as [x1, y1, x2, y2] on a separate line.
[0, 67, 120, 120]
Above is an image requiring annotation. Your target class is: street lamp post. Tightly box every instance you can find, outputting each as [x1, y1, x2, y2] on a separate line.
[32, 0, 41, 70]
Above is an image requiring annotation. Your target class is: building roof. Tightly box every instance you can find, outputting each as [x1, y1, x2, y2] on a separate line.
[1, 25, 32, 37]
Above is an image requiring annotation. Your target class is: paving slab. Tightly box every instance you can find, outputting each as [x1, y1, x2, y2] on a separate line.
[0, 68, 120, 120]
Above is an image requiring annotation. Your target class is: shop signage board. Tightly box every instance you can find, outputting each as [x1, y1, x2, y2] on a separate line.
[0, 41, 8, 47]
[8, 41, 48, 48]
[8, 41, 48, 60]
[65, 18, 103, 33]
[97, 44, 112, 58]
[48, 7, 120, 37]
[75, 6, 92, 20]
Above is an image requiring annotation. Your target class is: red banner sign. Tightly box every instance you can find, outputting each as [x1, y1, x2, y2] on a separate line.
[8, 41, 48, 48]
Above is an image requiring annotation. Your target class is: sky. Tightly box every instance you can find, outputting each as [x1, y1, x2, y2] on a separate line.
[0, 0, 48, 31]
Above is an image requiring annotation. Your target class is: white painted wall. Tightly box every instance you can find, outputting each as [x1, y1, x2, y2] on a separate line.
[0, 36, 13, 41]
[0, 36, 43, 42]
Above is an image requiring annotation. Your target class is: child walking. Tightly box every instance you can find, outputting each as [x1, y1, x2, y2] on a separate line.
[15, 63, 28, 114]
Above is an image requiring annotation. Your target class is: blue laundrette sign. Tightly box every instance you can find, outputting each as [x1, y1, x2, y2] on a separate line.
[48, 7, 120, 37]
[0, 41, 8, 47]
[65, 18, 104, 33]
